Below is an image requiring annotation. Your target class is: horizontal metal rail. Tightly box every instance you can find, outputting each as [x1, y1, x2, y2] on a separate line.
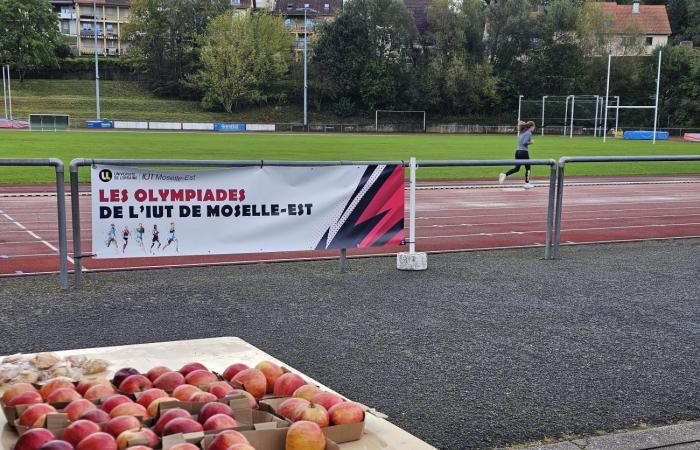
[0, 158, 68, 289]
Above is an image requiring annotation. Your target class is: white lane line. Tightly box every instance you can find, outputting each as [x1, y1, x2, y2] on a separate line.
[417, 213, 700, 228]
[417, 205, 700, 220]
[0, 209, 74, 264]
[0, 239, 75, 245]
[416, 200, 700, 213]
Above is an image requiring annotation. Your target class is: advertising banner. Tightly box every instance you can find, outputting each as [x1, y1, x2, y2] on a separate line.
[214, 123, 246, 132]
[91, 164, 404, 258]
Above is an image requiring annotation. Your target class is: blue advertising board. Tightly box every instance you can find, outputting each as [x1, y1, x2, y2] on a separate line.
[86, 120, 114, 129]
[623, 130, 669, 140]
[214, 123, 246, 132]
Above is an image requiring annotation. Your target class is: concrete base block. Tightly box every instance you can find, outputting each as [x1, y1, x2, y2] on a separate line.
[397, 252, 428, 271]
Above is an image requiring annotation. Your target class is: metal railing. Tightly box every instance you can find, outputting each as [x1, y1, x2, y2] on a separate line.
[0, 158, 69, 289]
[553, 155, 700, 258]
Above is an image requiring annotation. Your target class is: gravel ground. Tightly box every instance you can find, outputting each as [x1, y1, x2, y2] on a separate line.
[1, 240, 699, 449]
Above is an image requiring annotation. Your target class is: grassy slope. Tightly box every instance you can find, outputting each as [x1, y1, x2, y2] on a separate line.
[0, 131, 698, 184]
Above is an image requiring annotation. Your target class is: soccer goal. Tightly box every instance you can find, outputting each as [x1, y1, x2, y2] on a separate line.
[29, 114, 70, 132]
[375, 110, 426, 133]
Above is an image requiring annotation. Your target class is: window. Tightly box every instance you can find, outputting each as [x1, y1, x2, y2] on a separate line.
[645, 36, 653, 46]
[230, 0, 240, 5]
[284, 18, 293, 27]
[106, 24, 113, 32]
[324, 3, 329, 10]
[83, 23, 92, 31]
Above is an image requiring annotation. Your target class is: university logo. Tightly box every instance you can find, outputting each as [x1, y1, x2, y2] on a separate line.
[99, 169, 113, 183]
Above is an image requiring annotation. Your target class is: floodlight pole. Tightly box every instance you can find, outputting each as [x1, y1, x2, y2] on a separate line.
[541, 96, 547, 137]
[94, 0, 101, 120]
[297, 5, 315, 129]
[652, 49, 662, 145]
[517, 95, 523, 135]
[603, 49, 612, 143]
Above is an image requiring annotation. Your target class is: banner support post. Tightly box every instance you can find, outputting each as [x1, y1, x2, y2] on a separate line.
[340, 248, 347, 272]
[397, 157, 427, 271]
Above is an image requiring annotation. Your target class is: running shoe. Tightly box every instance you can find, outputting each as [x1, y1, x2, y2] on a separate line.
[524, 183, 534, 189]
[498, 173, 506, 184]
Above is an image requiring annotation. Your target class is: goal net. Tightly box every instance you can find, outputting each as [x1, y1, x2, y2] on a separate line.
[375, 110, 426, 133]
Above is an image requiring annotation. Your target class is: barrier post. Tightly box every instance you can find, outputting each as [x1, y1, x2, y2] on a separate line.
[53, 159, 69, 289]
[70, 160, 84, 289]
[340, 248, 347, 272]
[544, 163, 557, 260]
[397, 157, 427, 270]
[553, 162, 565, 259]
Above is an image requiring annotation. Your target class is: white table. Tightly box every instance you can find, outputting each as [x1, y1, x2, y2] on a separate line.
[1, 337, 435, 450]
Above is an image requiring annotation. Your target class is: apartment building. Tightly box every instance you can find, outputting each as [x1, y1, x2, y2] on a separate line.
[273, 0, 343, 52]
[49, 0, 131, 56]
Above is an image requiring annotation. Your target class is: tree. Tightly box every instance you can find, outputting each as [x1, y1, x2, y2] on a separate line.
[675, 0, 700, 46]
[0, 0, 63, 79]
[126, 0, 229, 97]
[192, 11, 292, 113]
[645, 45, 700, 127]
[667, 0, 688, 36]
[484, 0, 534, 70]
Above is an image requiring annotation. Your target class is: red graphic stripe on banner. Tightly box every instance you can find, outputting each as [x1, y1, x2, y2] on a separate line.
[358, 165, 405, 247]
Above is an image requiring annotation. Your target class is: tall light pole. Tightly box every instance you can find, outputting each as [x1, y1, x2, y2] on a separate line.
[94, 0, 101, 120]
[541, 95, 547, 136]
[297, 5, 316, 128]
[603, 49, 612, 142]
[517, 95, 523, 135]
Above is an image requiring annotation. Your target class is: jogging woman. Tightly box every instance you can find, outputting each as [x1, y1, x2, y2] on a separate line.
[106, 224, 118, 253]
[121, 225, 130, 253]
[162, 222, 179, 253]
[499, 121, 536, 188]
[135, 223, 146, 253]
[150, 224, 161, 254]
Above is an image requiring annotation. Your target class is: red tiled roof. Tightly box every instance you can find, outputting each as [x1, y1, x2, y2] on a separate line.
[597, 2, 671, 36]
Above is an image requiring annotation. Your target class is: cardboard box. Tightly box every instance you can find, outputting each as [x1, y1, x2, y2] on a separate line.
[183, 427, 340, 450]
[13, 405, 69, 437]
[260, 398, 365, 444]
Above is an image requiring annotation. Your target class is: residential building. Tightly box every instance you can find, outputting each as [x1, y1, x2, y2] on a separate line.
[273, 0, 343, 52]
[49, 0, 132, 56]
[597, 1, 671, 55]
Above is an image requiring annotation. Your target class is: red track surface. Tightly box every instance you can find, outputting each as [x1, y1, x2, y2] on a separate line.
[1, 176, 699, 276]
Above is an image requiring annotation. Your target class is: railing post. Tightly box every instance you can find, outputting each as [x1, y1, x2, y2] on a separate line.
[53, 160, 69, 290]
[70, 160, 83, 289]
[544, 162, 557, 260]
[553, 160, 566, 259]
[340, 248, 347, 272]
[409, 157, 416, 254]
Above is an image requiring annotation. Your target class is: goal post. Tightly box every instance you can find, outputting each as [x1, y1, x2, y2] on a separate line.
[375, 110, 426, 133]
[29, 114, 70, 132]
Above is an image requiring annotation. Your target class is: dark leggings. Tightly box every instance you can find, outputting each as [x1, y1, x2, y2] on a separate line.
[506, 150, 530, 182]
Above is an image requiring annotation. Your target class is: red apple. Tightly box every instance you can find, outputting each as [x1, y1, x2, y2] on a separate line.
[276, 398, 309, 421]
[153, 407, 191, 435]
[153, 371, 185, 391]
[118, 375, 152, 394]
[178, 362, 207, 377]
[184, 369, 218, 389]
[207, 381, 234, 398]
[309, 392, 344, 412]
[46, 388, 81, 404]
[146, 366, 171, 382]
[273, 373, 306, 397]
[78, 409, 111, 424]
[39, 378, 75, 400]
[38, 440, 74, 450]
[169, 444, 200, 450]
[285, 420, 326, 450]
[197, 402, 234, 425]
[14, 429, 55, 450]
[293, 385, 322, 401]
[188, 391, 217, 403]
[162, 417, 203, 436]
[172, 384, 200, 401]
[123, 447, 151, 450]
[227, 445, 256, 450]
[206, 430, 249, 450]
[224, 389, 258, 409]
[76, 380, 110, 396]
[329, 401, 364, 425]
[295, 403, 329, 427]
[109, 402, 148, 419]
[18, 404, 57, 428]
[146, 396, 179, 418]
[136, 388, 168, 408]
[84, 384, 115, 401]
[64, 399, 97, 422]
[223, 363, 249, 381]
[62, 420, 101, 446]
[105, 415, 141, 438]
[6, 390, 43, 406]
[2, 383, 39, 404]
[112, 368, 140, 388]
[230, 368, 267, 399]
[75, 432, 117, 450]
[115, 428, 158, 450]
[101, 395, 133, 414]
[203, 413, 238, 431]
[255, 361, 284, 393]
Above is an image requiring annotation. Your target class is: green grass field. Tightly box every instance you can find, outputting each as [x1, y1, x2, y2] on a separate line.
[0, 130, 698, 184]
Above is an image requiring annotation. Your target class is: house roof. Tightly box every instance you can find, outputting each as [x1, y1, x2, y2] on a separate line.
[598, 2, 671, 36]
[273, 0, 343, 17]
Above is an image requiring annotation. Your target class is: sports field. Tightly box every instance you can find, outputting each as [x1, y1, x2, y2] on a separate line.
[1, 130, 699, 184]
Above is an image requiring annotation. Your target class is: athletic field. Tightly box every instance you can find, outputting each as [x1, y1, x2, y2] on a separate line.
[1, 131, 698, 184]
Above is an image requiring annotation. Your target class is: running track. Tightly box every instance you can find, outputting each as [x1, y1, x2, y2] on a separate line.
[1, 176, 699, 277]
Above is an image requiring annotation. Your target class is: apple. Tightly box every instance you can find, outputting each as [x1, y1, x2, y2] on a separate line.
[101, 395, 133, 414]
[78, 409, 111, 424]
[230, 368, 267, 399]
[64, 399, 97, 422]
[153, 407, 191, 435]
[293, 385, 321, 401]
[146, 366, 171, 382]
[46, 388, 81, 404]
[223, 363, 249, 381]
[153, 371, 185, 391]
[62, 420, 101, 446]
[136, 388, 168, 408]
[76, 380, 110, 396]
[255, 361, 284, 393]
[295, 403, 329, 427]
[273, 373, 306, 397]
[224, 389, 258, 409]
[6, 390, 43, 406]
[227, 445, 256, 450]
[105, 415, 141, 438]
[328, 401, 364, 425]
[146, 396, 179, 417]
[18, 404, 57, 428]
[168, 444, 200, 450]
[206, 430, 249, 450]
[184, 369, 218, 389]
[39, 378, 75, 400]
[75, 432, 117, 450]
[285, 420, 326, 450]
[161, 417, 203, 436]
[38, 440, 74, 450]
[178, 362, 207, 377]
[109, 402, 148, 419]
[112, 368, 140, 388]
[84, 384, 116, 401]
[207, 381, 234, 399]
[115, 428, 158, 450]
[123, 447, 152, 450]
[309, 392, 344, 412]
[203, 413, 238, 431]
[14, 429, 56, 450]
[188, 391, 217, 403]
[2, 383, 38, 404]
[172, 384, 200, 401]
[197, 402, 234, 424]
[118, 375, 152, 394]
[276, 398, 309, 421]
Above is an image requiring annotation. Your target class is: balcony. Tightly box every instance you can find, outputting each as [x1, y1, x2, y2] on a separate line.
[58, 12, 76, 19]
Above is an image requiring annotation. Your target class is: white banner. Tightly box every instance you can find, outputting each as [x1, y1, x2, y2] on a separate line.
[91, 164, 405, 259]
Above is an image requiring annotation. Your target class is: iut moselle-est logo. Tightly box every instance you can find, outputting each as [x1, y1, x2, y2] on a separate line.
[99, 169, 112, 182]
